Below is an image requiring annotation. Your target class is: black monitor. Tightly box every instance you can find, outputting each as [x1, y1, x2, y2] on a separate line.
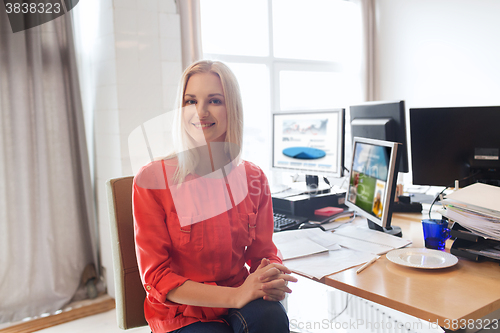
[349, 101, 409, 173]
[410, 106, 500, 187]
[272, 109, 345, 189]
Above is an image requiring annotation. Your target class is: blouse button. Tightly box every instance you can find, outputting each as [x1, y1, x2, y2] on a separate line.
[146, 285, 152, 291]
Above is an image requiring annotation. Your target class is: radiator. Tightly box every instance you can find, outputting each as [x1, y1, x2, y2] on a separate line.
[287, 277, 444, 333]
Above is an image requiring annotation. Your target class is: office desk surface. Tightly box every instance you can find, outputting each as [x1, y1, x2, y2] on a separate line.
[321, 213, 500, 328]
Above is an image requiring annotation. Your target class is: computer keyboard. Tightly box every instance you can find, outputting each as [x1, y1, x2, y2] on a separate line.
[273, 212, 308, 232]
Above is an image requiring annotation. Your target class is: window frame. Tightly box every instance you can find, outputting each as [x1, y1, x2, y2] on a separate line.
[202, 0, 352, 113]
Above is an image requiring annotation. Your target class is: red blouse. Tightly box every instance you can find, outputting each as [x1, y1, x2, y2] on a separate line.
[133, 158, 281, 333]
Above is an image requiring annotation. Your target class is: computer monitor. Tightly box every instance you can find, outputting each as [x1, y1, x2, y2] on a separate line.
[345, 137, 402, 237]
[349, 101, 409, 173]
[272, 109, 345, 185]
[410, 106, 500, 187]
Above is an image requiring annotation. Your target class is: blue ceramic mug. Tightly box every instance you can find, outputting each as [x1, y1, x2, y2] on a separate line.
[422, 219, 451, 250]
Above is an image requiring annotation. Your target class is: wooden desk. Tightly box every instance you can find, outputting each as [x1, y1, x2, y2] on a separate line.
[321, 213, 500, 332]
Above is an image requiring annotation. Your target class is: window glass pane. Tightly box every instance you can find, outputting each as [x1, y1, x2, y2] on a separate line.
[225, 63, 271, 170]
[273, 0, 362, 62]
[279, 70, 359, 111]
[201, 0, 269, 57]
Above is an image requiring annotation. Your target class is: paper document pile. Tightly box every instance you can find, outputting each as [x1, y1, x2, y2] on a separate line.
[442, 183, 500, 241]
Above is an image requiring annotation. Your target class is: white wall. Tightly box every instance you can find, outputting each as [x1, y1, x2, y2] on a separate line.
[374, 0, 500, 107]
[374, 0, 500, 185]
[73, 0, 182, 298]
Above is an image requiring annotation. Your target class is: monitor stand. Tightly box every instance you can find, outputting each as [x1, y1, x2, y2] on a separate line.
[367, 220, 402, 237]
[304, 174, 331, 195]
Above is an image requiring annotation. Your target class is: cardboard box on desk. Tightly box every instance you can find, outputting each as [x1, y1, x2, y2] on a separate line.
[272, 191, 346, 217]
[450, 222, 500, 263]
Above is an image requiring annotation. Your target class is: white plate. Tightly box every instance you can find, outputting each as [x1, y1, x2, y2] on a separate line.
[386, 248, 458, 269]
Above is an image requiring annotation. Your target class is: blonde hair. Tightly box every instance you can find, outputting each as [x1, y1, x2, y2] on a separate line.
[170, 60, 243, 183]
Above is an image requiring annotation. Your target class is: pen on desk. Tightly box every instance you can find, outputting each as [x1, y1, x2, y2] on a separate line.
[356, 256, 380, 274]
[333, 214, 355, 223]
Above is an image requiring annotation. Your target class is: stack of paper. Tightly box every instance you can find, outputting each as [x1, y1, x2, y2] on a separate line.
[442, 183, 500, 241]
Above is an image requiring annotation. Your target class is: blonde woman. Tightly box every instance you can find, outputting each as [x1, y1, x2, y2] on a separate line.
[133, 60, 297, 333]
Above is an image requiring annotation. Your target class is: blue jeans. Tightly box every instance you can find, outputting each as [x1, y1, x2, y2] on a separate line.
[169, 298, 289, 333]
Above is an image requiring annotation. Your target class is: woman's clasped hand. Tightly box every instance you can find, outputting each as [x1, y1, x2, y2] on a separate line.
[235, 258, 298, 308]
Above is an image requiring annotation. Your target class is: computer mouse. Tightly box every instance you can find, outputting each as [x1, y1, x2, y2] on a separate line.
[299, 222, 325, 231]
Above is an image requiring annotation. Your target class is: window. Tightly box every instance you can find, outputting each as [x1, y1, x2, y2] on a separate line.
[200, 0, 363, 173]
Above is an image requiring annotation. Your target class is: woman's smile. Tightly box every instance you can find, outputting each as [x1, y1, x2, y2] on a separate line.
[191, 121, 216, 129]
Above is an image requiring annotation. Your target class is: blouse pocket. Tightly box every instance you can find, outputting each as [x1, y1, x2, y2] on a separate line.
[236, 212, 257, 247]
[169, 212, 204, 251]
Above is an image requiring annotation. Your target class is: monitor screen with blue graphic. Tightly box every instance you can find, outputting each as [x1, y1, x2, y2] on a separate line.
[272, 109, 344, 178]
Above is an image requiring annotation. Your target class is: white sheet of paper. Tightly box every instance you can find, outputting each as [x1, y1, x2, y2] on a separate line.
[334, 225, 412, 249]
[273, 228, 341, 261]
[273, 229, 330, 260]
[326, 233, 394, 255]
[277, 237, 328, 260]
[300, 228, 342, 250]
[284, 249, 377, 280]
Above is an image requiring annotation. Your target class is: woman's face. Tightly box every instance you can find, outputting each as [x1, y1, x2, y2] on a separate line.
[183, 72, 228, 144]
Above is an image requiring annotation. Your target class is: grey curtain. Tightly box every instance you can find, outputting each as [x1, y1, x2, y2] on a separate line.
[178, 0, 203, 70]
[0, 9, 97, 324]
